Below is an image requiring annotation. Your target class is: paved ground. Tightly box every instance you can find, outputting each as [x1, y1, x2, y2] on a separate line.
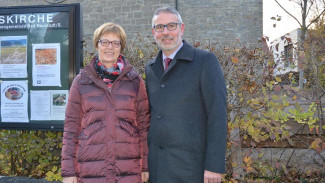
[0, 176, 61, 183]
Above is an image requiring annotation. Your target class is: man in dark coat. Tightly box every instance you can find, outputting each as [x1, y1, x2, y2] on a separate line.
[145, 7, 227, 183]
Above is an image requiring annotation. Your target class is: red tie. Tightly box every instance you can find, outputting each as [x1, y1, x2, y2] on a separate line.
[164, 58, 172, 71]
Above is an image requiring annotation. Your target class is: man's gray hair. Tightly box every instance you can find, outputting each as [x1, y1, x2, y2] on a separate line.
[152, 7, 183, 27]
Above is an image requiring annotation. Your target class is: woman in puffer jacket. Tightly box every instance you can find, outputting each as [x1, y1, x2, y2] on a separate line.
[61, 22, 150, 183]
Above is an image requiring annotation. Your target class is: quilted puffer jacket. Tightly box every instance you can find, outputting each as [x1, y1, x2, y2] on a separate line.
[61, 58, 150, 183]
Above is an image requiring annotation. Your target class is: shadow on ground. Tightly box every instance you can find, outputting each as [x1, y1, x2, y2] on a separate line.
[0, 176, 61, 183]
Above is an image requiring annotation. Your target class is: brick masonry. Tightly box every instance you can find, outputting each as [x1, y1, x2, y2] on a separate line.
[1, 0, 262, 52]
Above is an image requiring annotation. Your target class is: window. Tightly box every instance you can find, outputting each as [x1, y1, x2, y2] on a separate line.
[284, 44, 293, 67]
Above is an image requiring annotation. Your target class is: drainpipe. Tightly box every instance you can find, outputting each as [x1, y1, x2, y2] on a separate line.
[175, 0, 178, 10]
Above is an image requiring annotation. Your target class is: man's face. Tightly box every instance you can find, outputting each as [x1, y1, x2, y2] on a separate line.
[152, 13, 184, 56]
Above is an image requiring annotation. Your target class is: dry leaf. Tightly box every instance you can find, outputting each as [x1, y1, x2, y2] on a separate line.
[231, 57, 239, 64]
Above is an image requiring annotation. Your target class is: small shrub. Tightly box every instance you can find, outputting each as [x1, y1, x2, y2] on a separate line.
[0, 130, 62, 181]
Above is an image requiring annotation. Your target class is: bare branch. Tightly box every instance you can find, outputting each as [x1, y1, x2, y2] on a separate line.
[274, 0, 303, 27]
[306, 0, 313, 17]
[306, 8, 325, 28]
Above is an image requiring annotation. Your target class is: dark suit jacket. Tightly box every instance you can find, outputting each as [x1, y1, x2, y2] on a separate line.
[145, 40, 227, 183]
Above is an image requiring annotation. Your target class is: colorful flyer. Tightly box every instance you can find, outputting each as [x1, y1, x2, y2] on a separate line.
[0, 36, 28, 78]
[1, 80, 29, 122]
[32, 43, 61, 86]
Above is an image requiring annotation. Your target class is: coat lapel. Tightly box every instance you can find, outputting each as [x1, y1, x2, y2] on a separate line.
[164, 40, 194, 73]
[148, 51, 164, 79]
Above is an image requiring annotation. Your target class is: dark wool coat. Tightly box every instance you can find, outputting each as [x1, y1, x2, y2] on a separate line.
[145, 40, 227, 183]
[61, 58, 150, 183]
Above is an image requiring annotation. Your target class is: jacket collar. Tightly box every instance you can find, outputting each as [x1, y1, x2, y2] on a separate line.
[80, 57, 137, 86]
[173, 40, 194, 62]
[148, 40, 194, 66]
[148, 40, 194, 77]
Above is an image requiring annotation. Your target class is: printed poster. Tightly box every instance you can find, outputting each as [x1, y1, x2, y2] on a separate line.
[30, 90, 68, 121]
[0, 36, 28, 78]
[30, 90, 51, 120]
[1, 80, 29, 122]
[50, 90, 68, 120]
[32, 43, 61, 86]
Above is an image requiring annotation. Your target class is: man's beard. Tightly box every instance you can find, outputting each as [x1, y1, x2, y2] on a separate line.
[155, 34, 182, 52]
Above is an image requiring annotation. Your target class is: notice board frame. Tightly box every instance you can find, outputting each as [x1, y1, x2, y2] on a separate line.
[0, 3, 82, 131]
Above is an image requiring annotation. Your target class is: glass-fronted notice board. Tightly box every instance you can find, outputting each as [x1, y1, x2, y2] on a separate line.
[0, 4, 82, 130]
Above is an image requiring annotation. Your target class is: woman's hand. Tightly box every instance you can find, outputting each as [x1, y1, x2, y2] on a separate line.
[63, 176, 77, 183]
[141, 172, 149, 183]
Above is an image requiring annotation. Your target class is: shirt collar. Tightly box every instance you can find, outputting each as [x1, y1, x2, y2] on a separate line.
[162, 41, 183, 61]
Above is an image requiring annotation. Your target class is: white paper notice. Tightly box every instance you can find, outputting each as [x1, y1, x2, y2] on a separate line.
[30, 90, 51, 120]
[32, 43, 61, 86]
[0, 36, 28, 78]
[1, 80, 29, 122]
[50, 90, 68, 120]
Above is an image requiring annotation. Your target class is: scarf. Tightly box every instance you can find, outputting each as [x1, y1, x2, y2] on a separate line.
[94, 55, 125, 88]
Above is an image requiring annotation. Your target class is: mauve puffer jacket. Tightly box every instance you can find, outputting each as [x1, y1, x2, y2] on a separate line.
[61, 58, 150, 183]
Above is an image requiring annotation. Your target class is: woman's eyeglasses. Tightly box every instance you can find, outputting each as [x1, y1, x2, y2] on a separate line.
[99, 39, 121, 48]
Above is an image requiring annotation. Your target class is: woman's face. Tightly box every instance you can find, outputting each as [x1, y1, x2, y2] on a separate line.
[97, 33, 121, 68]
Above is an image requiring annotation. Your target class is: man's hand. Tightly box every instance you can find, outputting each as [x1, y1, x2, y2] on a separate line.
[141, 172, 149, 182]
[204, 170, 223, 183]
[62, 176, 77, 183]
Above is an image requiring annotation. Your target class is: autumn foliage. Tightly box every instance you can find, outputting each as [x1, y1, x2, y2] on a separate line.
[0, 33, 324, 182]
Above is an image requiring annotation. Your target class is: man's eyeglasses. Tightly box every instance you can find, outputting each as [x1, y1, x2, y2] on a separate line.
[99, 39, 121, 48]
[153, 22, 181, 32]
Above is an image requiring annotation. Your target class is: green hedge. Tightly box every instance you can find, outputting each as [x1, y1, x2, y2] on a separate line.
[0, 130, 62, 181]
